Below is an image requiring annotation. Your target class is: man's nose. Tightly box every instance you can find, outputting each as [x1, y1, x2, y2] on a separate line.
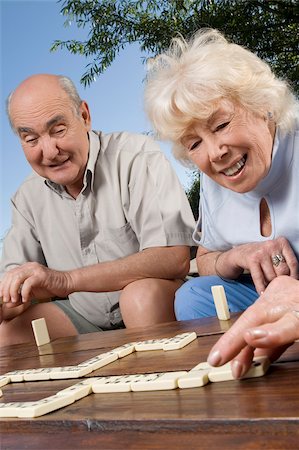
[40, 136, 59, 160]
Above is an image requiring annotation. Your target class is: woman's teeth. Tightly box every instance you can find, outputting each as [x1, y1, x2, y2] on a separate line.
[223, 156, 246, 176]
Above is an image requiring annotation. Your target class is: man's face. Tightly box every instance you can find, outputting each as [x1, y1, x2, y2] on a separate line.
[10, 79, 91, 198]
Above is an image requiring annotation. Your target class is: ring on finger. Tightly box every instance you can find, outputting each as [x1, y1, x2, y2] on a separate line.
[271, 254, 286, 267]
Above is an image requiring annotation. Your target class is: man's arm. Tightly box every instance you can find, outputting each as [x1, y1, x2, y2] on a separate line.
[0, 245, 190, 304]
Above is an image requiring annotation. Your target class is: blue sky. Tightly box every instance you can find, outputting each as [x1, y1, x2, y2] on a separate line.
[0, 0, 193, 245]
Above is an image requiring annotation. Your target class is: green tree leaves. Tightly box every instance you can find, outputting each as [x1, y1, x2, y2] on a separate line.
[51, 0, 298, 92]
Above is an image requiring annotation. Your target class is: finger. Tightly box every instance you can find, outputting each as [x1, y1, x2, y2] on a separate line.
[244, 310, 299, 348]
[207, 303, 267, 366]
[254, 344, 291, 363]
[20, 277, 36, 303]
[249, 263, 267, 294]
[261, 256, 279, 283]
[8, 273, 24, 303]
[282, 249, 299, 279]
[231, 345, 255, 379]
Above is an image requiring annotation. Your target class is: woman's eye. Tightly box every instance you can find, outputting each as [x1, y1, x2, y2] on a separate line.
[189, 140, 201, 151]
[215, 122, 230, 131]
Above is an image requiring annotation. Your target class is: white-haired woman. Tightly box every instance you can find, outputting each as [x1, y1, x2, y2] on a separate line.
[144, 28, 299, 374]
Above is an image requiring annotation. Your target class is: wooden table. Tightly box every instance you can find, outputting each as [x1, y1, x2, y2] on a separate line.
[1, 314, 299, 450]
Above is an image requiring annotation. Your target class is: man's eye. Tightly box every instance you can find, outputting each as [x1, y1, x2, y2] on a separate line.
[215, 122, 230, 132]
[25, 137, 37, 144]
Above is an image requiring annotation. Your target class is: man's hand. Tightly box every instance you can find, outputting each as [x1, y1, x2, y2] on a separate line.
[0, 262, 74, 304]
[207, 276, 299, 378]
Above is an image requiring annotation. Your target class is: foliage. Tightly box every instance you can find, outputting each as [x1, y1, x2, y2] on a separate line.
[186, 171, 200, 220]
[52, 0, 299, 94]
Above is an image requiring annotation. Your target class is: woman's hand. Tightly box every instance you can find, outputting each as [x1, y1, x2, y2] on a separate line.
[217, 236, 298, 294]
[207, 276, 299, 378]
[0, 262, 74, 304]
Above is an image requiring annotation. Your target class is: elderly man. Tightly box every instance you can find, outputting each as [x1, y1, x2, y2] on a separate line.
[0, 74, 195, 346]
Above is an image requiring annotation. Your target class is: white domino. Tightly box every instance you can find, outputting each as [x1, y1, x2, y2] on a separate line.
[208, 356, 270, 382]
[162, 332, 197, 351]
[56, 381, 93, 400]
[0, 402, 22, 418]
[77, 352, 118, 372]
[49, 365, 90, 379]
[131, 371, 187, 391]
[211, 285, 230, 320]
[0, 375, 11, 387]
[19, 394, 74, 418]
[190, 361, 213, 371]
[31, 318, 50, 346]
[4, 370, 26, 383]
[0, 389, 2, 397]
[92, 374, 144, 393]
[23, 368, 52, 381]
[177, 370, 210, 389]
[135, 338, 169, 351]
[110, 342, 136, 358]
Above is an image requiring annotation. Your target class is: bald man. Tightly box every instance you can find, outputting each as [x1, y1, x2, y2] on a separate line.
[0, 74, 195, 346]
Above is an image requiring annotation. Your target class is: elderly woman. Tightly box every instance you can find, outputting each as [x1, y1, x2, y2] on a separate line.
[144, 28, 299, 375]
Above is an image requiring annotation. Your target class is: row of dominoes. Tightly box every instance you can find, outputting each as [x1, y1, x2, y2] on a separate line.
[0, 332, 197, 384]
[0, 356, 270, 418]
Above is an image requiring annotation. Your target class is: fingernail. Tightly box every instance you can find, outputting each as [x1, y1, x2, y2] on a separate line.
[232, 360, 245, 379]
[248, 329, 268, 339]
[207, 350, 222, 366]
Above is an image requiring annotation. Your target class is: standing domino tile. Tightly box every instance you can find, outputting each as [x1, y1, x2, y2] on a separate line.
[208, 356, 270, 382]
[162, 332, 197, 351]
[177, 369, 210, 389]
[131, 371, 187, 391]
[31, 318, 50, 346]
[211, 285, 230, 320]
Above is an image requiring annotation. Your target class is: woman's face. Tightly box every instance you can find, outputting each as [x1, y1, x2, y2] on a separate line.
[181, 100, 275, 193]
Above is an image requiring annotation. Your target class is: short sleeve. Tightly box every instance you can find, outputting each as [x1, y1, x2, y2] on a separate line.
[126, 140, 195, 250]
[0, 193, 46, 277]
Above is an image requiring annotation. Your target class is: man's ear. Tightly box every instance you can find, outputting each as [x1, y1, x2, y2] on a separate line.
[80, 101, 91, 130]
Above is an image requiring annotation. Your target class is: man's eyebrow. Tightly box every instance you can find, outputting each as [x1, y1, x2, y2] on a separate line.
[17, 115, 66, 135]
[17, 127, 35, 134]
[46, 115, 66, 128]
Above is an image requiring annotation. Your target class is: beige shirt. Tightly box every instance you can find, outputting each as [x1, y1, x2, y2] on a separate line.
[1, 131, 195, 328]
